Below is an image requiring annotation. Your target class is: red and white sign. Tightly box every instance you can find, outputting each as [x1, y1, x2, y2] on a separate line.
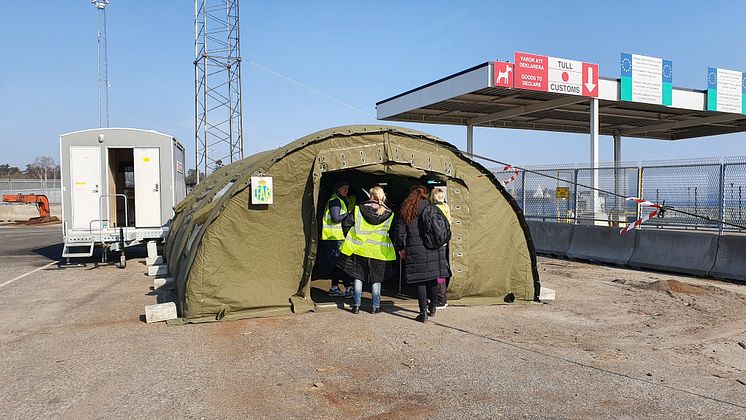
[514, 52, 548, 91]
[582, 62, 599, 97]
[492, 61, 514, 88]
[514, 52, 598, 98]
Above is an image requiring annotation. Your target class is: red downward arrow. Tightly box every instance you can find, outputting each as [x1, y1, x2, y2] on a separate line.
[582, 62, 599, 97]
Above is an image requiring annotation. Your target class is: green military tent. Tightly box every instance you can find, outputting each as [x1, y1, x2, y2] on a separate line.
[165, 125, 540, 322]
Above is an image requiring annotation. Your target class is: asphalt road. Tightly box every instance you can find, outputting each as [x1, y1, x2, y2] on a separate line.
[1, 224, 745, 418]
[0, 223, 62, 282]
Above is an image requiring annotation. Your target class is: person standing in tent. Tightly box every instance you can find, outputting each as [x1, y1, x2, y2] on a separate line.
[321, 180, 355, 298]
[337, 186, 395, 314]
[430, 187, 451, 309]
[395, 185, 451, 323]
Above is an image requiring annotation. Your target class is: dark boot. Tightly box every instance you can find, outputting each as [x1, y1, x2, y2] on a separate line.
[415, 312, 428, 323]
[351, 306, 360, 314]
[428, 304, 436, 318]
[371, 307, 380, 314]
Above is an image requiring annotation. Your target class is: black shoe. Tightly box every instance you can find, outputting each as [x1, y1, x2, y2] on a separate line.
[428, 305, 436, 318]
[371, 307, 380, 314]
[351, 306, 360, 314]
[415, 313, 428, 323]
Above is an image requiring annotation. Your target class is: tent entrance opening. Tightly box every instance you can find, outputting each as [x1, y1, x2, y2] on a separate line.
[310, 168, 450, 306]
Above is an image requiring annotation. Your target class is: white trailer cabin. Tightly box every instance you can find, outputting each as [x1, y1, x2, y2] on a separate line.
[59, 128, 186, 260]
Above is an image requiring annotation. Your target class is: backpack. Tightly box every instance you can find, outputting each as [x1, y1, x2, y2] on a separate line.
[420, 203, 452, 249]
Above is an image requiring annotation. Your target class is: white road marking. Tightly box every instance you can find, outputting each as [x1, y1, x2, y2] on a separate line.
[0, 255, 52, 258]
[0, 261, 59, 290]
[4, 232, 62, 236]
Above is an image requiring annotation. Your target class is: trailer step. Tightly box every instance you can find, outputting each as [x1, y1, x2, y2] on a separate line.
[62, 242, 95, 258]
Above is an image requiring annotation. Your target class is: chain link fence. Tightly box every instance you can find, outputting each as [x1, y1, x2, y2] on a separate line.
[4, 157, 746, 233]
[491, 156, 746, 233]
[0, 179, 62, 203]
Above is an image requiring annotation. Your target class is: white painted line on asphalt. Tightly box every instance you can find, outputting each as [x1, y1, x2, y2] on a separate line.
[0, 255, 51, 258]
[0, 260, 58, 290]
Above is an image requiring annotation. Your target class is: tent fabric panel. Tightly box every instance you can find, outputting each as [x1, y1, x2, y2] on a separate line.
[185, 153, 313, 320]
[459, 164, 535, 301]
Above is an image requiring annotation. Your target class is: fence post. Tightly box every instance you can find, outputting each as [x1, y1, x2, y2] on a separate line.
[718, 163, 726, 235]
[572, 168, 579, 224]
[636, 166, 643, 222]
[520, 170, 526, 211]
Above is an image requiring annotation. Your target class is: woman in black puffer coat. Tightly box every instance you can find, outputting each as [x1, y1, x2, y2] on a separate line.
[394, 185, 451, 322]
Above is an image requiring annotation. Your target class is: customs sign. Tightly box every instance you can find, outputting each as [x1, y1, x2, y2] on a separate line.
[707, 67, 745, 114]
[493, 61, 515, 88]
[620, 53, 673, 106]
[514, 52, 598, 97]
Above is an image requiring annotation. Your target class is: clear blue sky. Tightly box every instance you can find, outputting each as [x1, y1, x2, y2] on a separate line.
[2, 1, 745, 170]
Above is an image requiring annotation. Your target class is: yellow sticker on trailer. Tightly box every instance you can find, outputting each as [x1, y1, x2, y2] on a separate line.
[556, 187, 569, 199]
[143, 157, 150, 162]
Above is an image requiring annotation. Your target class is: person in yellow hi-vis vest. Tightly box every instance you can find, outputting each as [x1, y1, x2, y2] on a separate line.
[320, 180, 355, 297]
[337, 186, 395, 314]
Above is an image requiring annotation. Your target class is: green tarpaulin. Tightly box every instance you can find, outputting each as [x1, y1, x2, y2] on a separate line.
[165, 125, 540, 322]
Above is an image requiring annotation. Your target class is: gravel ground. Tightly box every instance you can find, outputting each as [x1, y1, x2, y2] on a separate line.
[1, 224, 745, 418]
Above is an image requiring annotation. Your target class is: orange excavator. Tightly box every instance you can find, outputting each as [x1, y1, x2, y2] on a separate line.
[2, 193, 60, 224]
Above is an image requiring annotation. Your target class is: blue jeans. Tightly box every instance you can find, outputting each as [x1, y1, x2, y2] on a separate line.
[354, 279, 381, 309]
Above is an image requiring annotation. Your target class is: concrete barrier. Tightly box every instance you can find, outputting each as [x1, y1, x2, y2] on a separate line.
[709, 235, 746, 282]
[529, 221, 740, 282]
[0, 203, 62, 222]
[526, 221, 574, 256]
[628, 229, 719, 277]
[566, 224, 637, 266]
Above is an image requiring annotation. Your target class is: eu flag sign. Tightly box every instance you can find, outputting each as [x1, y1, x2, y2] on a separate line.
[620, 53, 672, 106]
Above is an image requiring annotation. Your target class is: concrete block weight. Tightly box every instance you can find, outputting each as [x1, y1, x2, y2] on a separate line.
[144, 302, 177, 323]
[146, 255, 164, 266]
[147, 264, 169, 277]
[153, 277, 175, 290]
[539, 287, 556, 301]
[146, 241, 158, 259]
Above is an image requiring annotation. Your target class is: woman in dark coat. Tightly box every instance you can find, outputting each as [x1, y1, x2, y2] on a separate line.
[395, 185, 451, 322]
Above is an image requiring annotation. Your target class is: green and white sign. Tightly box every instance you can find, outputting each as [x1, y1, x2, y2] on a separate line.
[251, 176, 273, 204]
[620, 53, 672, 106]
[707, 67, 745, 114]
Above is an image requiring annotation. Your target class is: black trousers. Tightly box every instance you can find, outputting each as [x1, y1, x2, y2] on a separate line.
[331, 267, 352, 288]
[416, 280, 438, 314]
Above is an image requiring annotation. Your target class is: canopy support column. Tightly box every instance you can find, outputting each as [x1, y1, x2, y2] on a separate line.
[613, 131, 623, 224]
[590, 98, 600, 222]
[466, 124, 474, 158]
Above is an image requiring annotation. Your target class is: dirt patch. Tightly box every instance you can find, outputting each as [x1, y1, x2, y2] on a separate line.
[614, 278, 708, 296]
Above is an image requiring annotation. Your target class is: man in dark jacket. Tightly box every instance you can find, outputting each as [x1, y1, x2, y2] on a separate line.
[320, 180, 354, 297]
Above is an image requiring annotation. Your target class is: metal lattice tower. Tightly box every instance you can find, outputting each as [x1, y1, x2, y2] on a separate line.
[93, 0, 110, 128]
[194, 0, 244, 182]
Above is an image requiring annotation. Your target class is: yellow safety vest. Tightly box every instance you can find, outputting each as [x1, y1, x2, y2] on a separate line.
[340, 206, 396, 261]
[436, 203, 452, 223]
[321, 193, 348, 240]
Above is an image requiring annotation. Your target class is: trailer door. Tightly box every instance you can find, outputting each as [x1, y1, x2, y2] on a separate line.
[134, 148, 162, 227]
[70, 146, 102, 230]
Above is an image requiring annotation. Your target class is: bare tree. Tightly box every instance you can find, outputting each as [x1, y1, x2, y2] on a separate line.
[25, 156, 58, 183]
